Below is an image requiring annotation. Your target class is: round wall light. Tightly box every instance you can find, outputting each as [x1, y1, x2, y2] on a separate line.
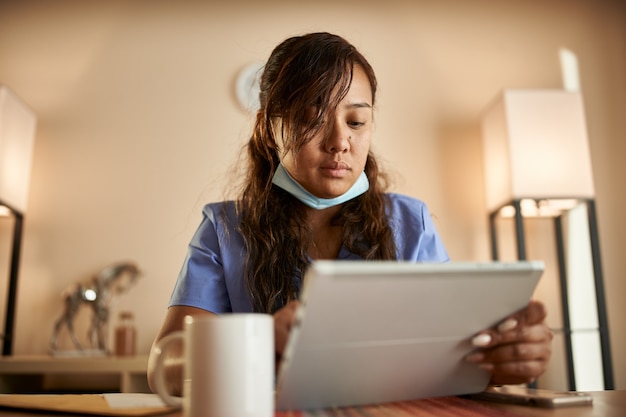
[235, 62, 264, 113]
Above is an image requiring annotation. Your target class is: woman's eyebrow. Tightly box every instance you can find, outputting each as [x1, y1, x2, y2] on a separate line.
[344, 102, 372, 109]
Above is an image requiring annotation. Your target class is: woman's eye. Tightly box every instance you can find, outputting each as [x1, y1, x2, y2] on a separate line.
[348, 120, 365, 128]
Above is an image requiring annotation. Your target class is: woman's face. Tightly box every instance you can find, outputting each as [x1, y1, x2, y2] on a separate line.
[280, 64, 373, 199]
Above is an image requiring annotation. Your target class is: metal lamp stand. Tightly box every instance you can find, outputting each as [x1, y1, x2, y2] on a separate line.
[488, 198, 613, 391]
[1, 200, 23, 356]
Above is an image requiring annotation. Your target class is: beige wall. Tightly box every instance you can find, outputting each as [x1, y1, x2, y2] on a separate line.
[0, 0, 624, 389]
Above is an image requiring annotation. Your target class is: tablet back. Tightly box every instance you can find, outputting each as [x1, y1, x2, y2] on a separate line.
[275, 260, 544, 411]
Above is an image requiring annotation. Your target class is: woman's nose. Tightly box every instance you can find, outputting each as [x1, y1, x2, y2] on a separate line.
[324, 120, 350, 153]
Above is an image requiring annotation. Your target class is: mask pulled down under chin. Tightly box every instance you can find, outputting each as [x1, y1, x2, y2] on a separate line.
[271, 163, 370, 210]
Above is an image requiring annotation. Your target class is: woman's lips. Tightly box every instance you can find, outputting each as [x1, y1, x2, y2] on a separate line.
[320, 161, 351, 177]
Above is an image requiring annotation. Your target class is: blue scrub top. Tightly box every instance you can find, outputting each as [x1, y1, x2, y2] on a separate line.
[169, 193, 449, 313]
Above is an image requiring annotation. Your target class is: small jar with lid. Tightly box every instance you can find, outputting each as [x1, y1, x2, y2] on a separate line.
[114, 311, 136, 356]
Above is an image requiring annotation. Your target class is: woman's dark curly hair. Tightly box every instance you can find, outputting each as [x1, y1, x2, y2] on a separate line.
[236, 32, 396, 314]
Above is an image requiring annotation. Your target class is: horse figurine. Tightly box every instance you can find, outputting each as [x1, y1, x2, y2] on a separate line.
[49, 261, 141, 354]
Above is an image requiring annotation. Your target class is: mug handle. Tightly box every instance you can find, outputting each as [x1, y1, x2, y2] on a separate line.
[151, 331, 184, 408]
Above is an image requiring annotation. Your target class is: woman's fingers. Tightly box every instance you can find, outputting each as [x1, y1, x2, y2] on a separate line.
[475, 337, 553, 364]
[516, 300, 548, 326]
[466, 300, 553, 385]
[273, 301, 300, 358]
[483, 319, 553, 347]
[470, 301, 552, 348]
[485, 359, 550, 385]
[469, 331, 552, 384]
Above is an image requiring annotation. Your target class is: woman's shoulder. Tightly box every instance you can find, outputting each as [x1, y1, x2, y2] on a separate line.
[200, 200, 239, 224]
[384, 193, 449, 262]
[385, 192, 429, 211]
[384, 192, 435, 226]
[201, 200, 236, 213]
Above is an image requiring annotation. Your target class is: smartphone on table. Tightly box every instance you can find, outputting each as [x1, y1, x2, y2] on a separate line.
[466, 385, 593, 408]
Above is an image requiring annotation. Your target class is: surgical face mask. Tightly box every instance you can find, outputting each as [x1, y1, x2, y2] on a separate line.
[271, 163, 369, 210]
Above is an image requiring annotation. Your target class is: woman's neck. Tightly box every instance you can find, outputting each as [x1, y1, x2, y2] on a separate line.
[306, 206, 343, 260]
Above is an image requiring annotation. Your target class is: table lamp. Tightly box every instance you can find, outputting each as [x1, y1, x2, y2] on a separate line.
[480, 83, 613, 390]
[0, 84, 37, 355]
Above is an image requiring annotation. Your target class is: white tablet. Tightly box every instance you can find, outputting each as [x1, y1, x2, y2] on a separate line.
[275, 260, 544, 411]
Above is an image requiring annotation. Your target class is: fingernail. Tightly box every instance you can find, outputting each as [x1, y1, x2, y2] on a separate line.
[465, 352, 484, 363]
[498, 318, 518, 332]
[479, 363, 494, 372]
[471, 334, 492, 347]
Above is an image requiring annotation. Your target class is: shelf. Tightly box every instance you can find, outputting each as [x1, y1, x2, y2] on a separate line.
[0, 355, 150, 393]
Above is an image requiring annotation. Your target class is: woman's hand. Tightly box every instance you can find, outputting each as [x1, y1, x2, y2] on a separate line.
[273, 300, 300, 365]
[465, 300, 553, 385]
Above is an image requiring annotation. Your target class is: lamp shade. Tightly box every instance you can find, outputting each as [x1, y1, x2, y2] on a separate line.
[0, 85, 37, 213]
[481, 90, 595, 211]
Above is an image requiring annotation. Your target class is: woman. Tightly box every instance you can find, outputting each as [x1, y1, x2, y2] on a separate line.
[147, 32, 552, 395]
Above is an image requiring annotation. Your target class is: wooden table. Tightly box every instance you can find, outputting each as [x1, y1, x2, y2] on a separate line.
[0, 390, 623, 417]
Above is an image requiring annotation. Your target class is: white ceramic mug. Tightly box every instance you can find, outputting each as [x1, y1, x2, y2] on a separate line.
[152, 314, 274, 417]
